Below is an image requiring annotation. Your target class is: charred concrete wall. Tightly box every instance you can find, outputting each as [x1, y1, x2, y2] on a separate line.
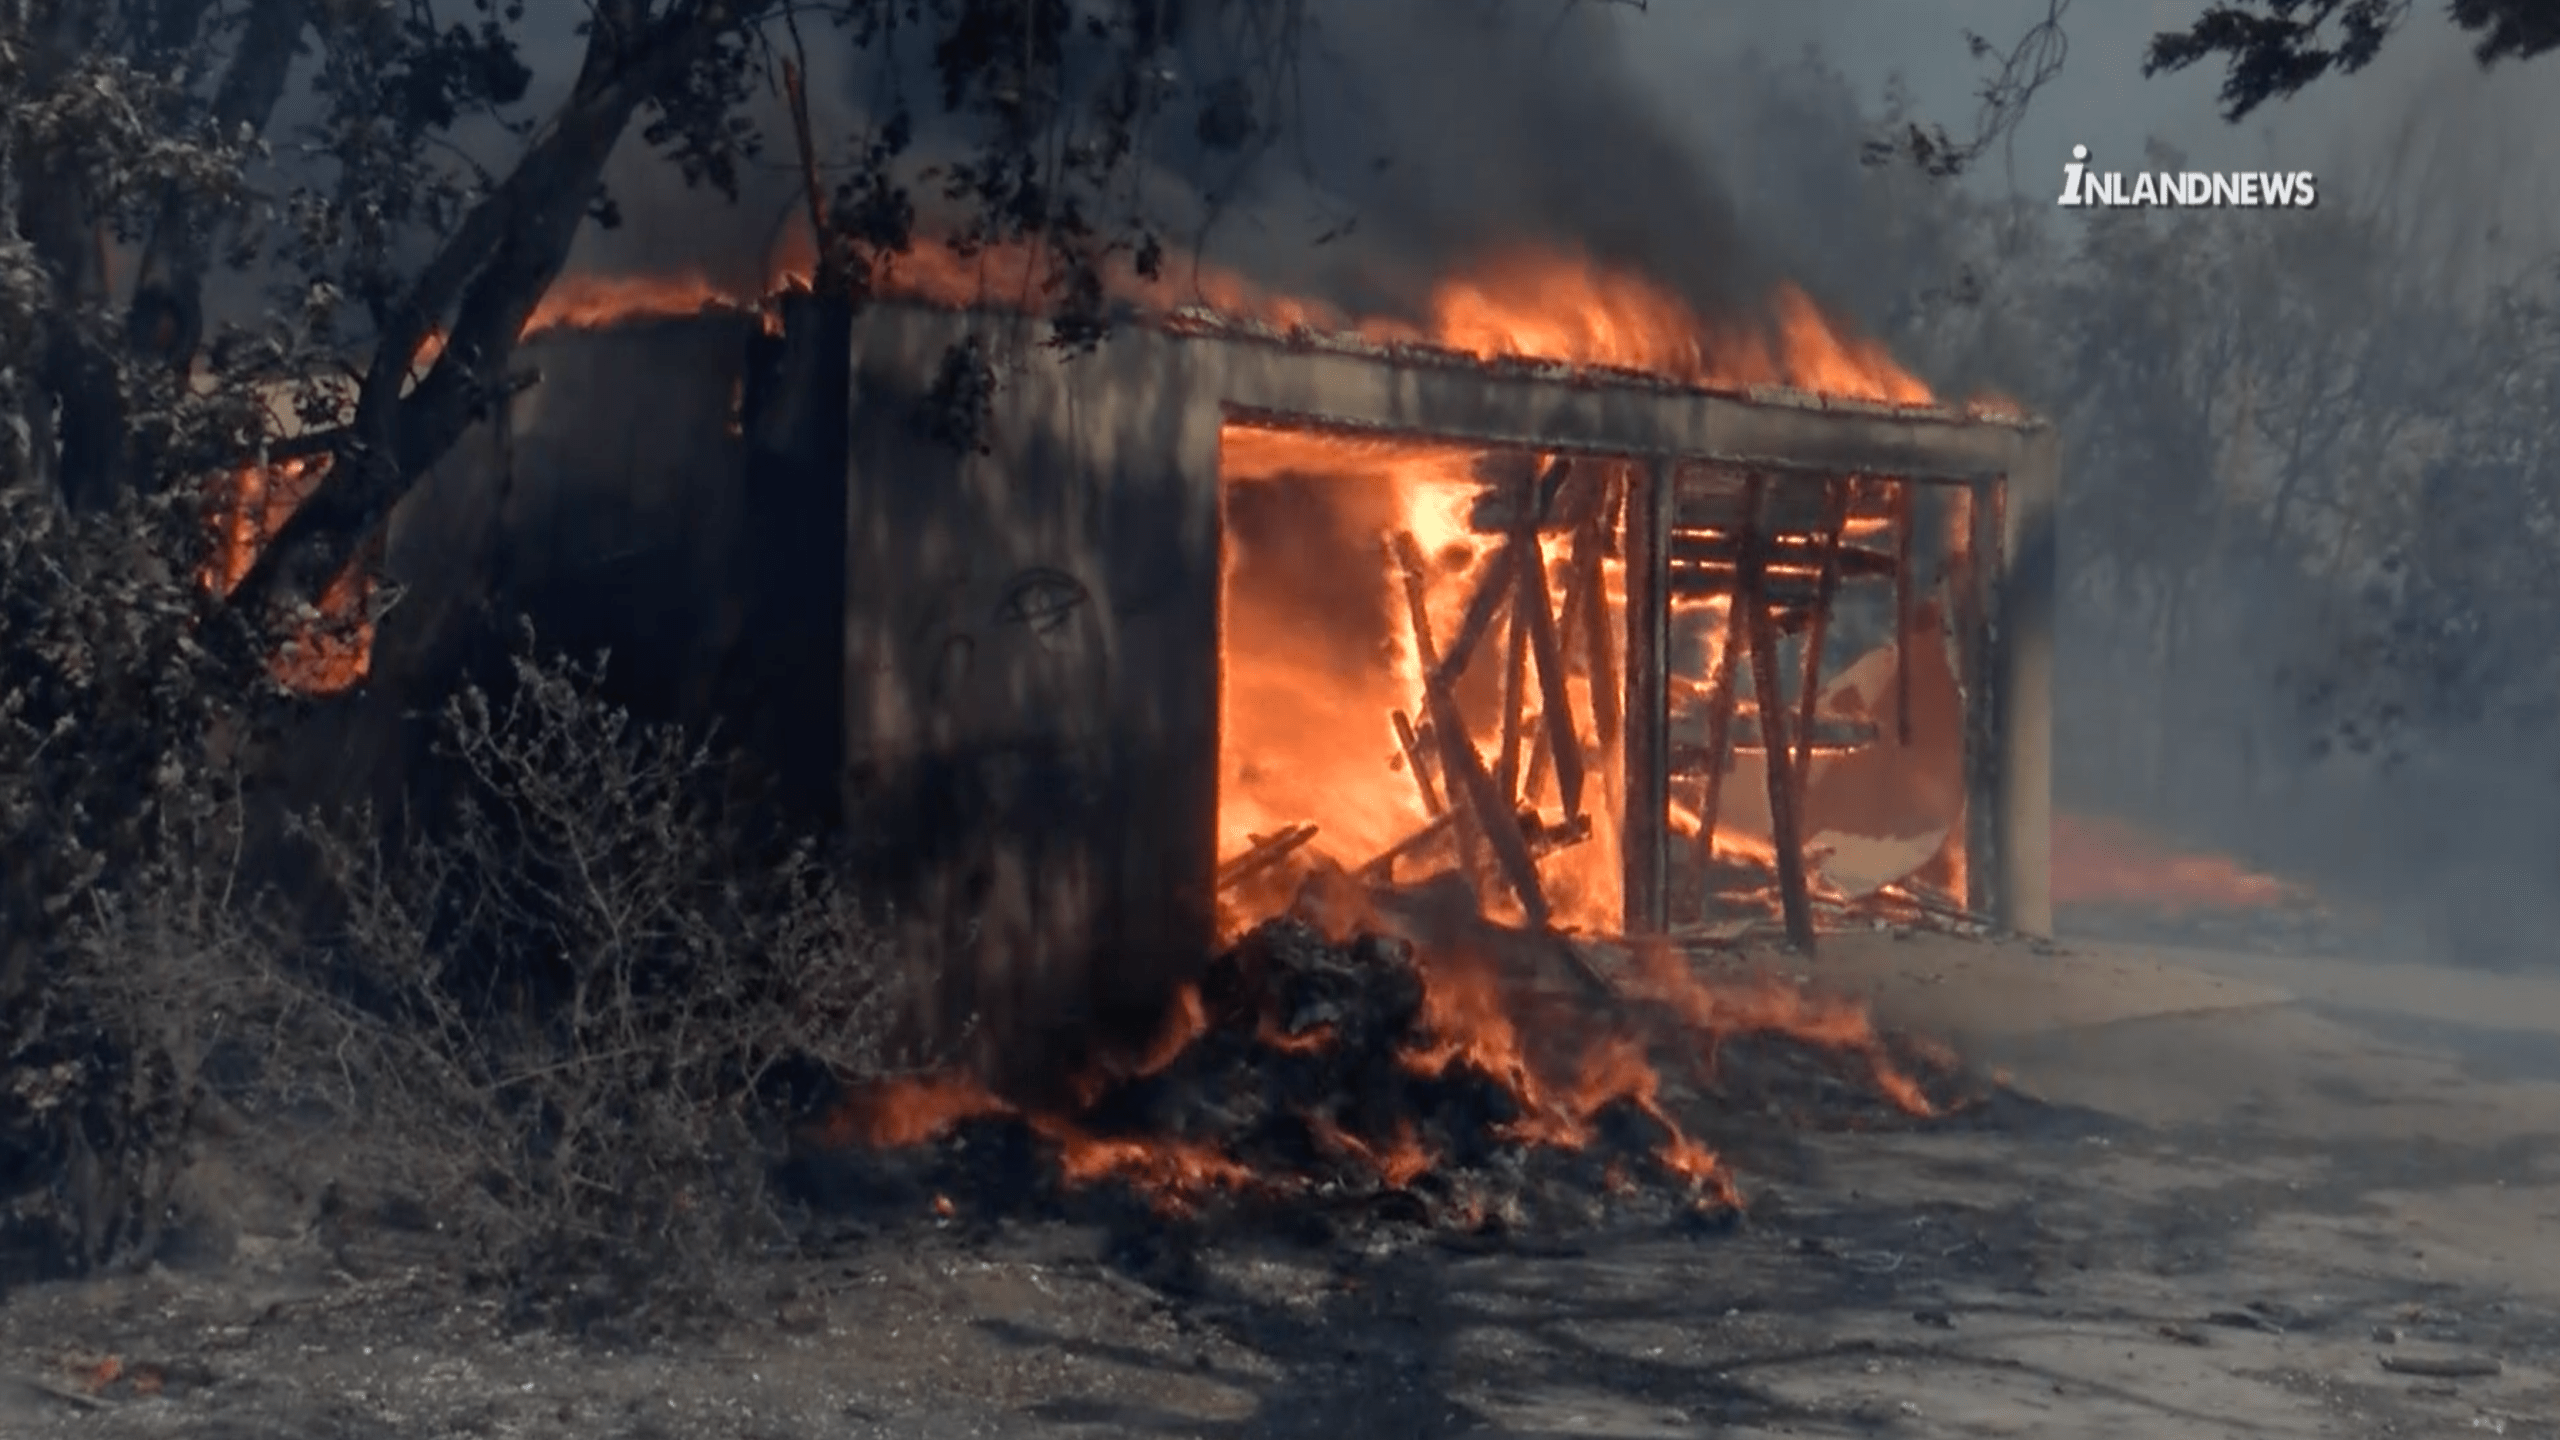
[282, 316, 759, 836]
[842, 309, 1222, 1078]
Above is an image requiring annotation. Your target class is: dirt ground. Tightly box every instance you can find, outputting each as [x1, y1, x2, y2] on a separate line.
[5, 930, 2558, 1439]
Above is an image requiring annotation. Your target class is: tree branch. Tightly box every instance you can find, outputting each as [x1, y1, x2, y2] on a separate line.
[128, 0, 311, 374]
[229, 1, 755, 624]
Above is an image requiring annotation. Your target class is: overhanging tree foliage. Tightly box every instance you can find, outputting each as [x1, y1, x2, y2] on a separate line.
[0, 0, 1310, 651]
[2148, 0, 2560, 120]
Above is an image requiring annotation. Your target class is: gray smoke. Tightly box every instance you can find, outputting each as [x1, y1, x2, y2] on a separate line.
[1190, 1, 1926, 337]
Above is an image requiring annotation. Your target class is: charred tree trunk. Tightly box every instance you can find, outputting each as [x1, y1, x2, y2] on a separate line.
[15, 2, 310, 512]
[126, 1, 309, 383]
[15, 4, 119, 513]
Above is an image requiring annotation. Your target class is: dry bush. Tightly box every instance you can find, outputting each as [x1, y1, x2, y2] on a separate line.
[279, 636, 905, 1322]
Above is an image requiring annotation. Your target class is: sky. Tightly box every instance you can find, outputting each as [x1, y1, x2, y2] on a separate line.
[1618, 0, 2560, 279]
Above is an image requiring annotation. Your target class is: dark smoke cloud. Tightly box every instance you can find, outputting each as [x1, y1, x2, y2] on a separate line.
[525, 2, 1922, 350]
[1153, 2, 1961, 358]
[1222, 0, 1775, 321]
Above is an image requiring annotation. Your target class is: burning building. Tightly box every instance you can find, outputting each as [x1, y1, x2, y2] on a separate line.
[221, 243, 2056, 1212]
[823, 260, 2057, 1071]
[259, 238, 2050, 1090]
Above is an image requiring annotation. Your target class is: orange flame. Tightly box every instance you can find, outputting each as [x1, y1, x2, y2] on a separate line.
[1393, 942, 1737, 1197]
[509, 224, 1932, 406]
[202, 456, 376, 694]
[2052, 813, 2300, 913]
[1428, 250, 1931, 403]
[1622, 942, 1937, 1118]
[1307, 1114, 1437, 1189]
[520, 270, 745, 335]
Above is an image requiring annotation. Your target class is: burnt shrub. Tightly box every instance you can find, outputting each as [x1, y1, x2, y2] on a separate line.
[3, 489, 908, 1319]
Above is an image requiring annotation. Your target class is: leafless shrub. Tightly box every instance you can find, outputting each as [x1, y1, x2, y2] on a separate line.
[4, 490, 907, 1311]
[278, 634, 905, 1323]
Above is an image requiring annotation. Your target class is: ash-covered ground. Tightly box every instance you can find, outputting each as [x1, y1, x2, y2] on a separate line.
[5, 929, 2558, 1439]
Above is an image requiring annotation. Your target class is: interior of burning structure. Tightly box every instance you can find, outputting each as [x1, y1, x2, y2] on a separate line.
[1219, 438, 2011, 954]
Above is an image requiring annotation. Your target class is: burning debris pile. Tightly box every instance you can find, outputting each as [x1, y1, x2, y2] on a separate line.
[806, 905, 1967, 1240]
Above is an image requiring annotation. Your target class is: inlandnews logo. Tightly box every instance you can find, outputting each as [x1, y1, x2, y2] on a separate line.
[2056, 145, 2317, 209]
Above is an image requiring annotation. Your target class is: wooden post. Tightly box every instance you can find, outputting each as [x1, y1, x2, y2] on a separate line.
[1623, 456, 1674, 935]
[1792, 477, 1853, 810]
[1739, 502, 1815, 954]
[1954, 480, 2005, 923]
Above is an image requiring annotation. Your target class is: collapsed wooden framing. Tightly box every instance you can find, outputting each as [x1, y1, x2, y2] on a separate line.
[1346, 454, 2012, 953]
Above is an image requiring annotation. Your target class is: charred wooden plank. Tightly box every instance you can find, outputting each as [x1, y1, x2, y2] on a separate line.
[1877, 880, 1992, 929]
[1440, 455, 1568, 703]
[1391, 532, 1488, 889]
[1668, 534, 1897, 580]
[1392, 709, 1445, 817]
[1690, 477, 1758, 897]
[1429, 546, 1515, 698]
[1672, 724, 1876, 771]
[1395, 531, 1551, 927]
[1356, 812, 1456, 882]
[1219, 824, 1320, 890]
[1514, 479, 1584, 824]
[1673, 464, 1838, 534]
[1691, 609, 1749, 870]
[1667, 565, 1826, 607]
[1468, 453, 1598, 533]
[1521, 549, 1590, 822]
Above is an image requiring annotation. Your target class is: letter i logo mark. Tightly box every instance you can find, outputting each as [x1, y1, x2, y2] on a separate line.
[2058, 144, 2090, 207]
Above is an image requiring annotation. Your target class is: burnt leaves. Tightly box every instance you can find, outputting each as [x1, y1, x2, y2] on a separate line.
[639, 26, 766, 200]
[921, 333, 999, 454]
